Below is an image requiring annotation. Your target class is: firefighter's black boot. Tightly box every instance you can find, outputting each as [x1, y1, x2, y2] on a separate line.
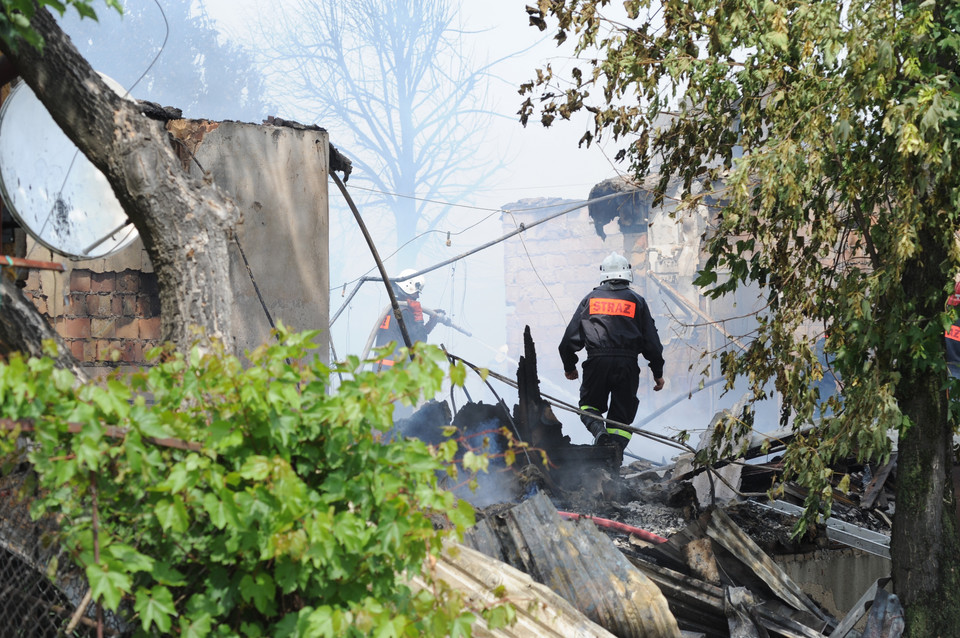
[585, 416, 614, 447]
[610, 434, 629, 469]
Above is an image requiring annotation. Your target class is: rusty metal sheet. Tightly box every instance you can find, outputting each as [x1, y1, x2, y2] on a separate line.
[465, 492, 680, 638]
[627, 557, 828, 638]
[705, 508, 830, 624]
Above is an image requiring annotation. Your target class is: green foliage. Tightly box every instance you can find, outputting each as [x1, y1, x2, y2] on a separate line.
[0, 0, 120, 50]
[522, 0, 960, 529]
[0, 330, 503, 636]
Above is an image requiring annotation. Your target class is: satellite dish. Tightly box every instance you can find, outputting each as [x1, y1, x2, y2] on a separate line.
[0, 73, 140, 259]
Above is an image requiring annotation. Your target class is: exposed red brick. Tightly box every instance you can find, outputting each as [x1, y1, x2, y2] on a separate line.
[61, 317, 91, 339]
[70, 270, 92, 293]
[115, 317, 138, 340]
[116, 270, 140, 293]
[69, 340, 84, 360]
[140, 316, 162, 340]
[91, 272, 116, 293]
[96, 340, 121, 362]
[119, 341, 143, 363]
[91, 317, 116, 339]
[82, 340, 97, 362]
[67, 292, 86, 312]
[86, 295, 106, 317]
[121, 295, 137, 317]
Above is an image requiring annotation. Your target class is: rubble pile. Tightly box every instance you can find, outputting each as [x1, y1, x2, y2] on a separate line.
[437, 328, 901, 637]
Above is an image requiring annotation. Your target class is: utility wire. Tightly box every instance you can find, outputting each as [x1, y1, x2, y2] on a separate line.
[503, 209, 566, 322]
[331, 209, 500, 292]
[338, 183, 630, 215]
[329, 190, 624, 293]
[340, 184, 504, 213]
[330, 191, 627, 328]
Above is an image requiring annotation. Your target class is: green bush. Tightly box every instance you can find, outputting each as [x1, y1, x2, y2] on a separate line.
[0, 328, 496, 637]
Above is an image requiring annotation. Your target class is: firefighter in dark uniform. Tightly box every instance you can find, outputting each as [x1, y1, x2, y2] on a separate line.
[374, 269, 443, 369]
[559, 252, 665, 463]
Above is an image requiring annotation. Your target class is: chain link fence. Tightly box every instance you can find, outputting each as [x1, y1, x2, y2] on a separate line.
[0, 443, 209, 637]
[0, 457, 104, 636]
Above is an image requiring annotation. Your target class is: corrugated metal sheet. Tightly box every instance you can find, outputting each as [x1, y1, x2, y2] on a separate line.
[464, 492, 680, 638]
[409, 542, 619, 638]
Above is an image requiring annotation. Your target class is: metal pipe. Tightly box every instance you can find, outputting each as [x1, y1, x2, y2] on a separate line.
[0, 255, 64, 271]
[329, 192, 629, 329]
[330, 171, 413, 354]
[330, 279, 369, 326]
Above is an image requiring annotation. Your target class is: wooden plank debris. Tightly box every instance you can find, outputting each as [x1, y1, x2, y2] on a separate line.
[625, 554, 831, 638]
[860, 455, 897, 510]
[408, 542, 620, 638]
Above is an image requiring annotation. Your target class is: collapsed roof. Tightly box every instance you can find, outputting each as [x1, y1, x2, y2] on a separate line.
[395, 326, 901, 638]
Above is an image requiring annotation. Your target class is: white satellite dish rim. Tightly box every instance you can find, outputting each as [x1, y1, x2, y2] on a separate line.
[0, 73, 140, 260]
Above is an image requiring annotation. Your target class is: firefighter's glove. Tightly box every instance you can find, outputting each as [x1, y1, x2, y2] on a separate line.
[565, 369, 578, 380]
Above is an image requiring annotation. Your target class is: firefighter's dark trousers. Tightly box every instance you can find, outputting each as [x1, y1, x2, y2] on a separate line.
[578, 355, 639, 448]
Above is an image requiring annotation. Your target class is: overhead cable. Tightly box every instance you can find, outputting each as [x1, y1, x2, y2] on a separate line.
[329, 191, 627, 328]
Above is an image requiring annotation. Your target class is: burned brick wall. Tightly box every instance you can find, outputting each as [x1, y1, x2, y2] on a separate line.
[500, 182, 734, 419]
[21, 266, 161, 373]
[7, 118, 330, 376]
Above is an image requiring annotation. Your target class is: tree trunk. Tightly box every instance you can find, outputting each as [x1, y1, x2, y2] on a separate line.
[0, 8, 240, 353]
[893, 229, 960, 636]
[893, 370, 960, 635]
[0, 277, 85, 378]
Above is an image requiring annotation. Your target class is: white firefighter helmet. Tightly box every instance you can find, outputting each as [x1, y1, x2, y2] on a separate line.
[396, 269, 425, 295]
[599, 252, 633, 284]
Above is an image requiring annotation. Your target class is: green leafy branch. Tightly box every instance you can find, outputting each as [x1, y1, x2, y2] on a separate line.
[0, 330, 512, 637]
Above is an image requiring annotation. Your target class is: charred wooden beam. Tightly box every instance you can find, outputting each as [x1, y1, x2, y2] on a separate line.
[514, 326, 619, 481]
